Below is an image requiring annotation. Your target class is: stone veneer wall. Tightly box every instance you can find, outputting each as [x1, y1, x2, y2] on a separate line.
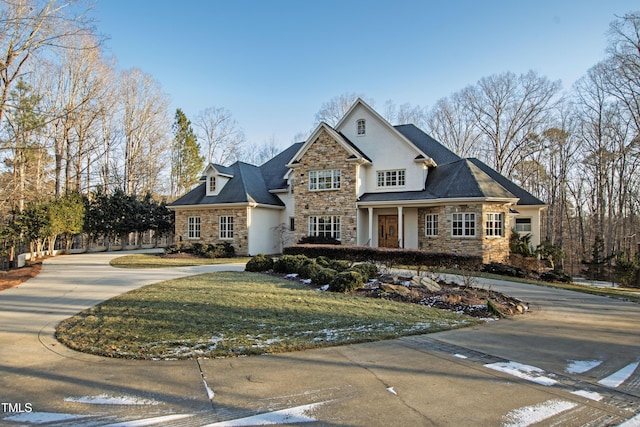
[174, 207, 249, 255]
[417, 203, 512, 263]
[292, 129, 358, 245]
[480, 203, 512, 264]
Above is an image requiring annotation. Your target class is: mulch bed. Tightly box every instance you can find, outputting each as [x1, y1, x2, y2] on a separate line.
[0, 262, 42, 291]
[354, 282, 527, 318]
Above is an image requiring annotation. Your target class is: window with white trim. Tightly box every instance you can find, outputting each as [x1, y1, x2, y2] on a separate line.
[377, 169, 406, 187]
[425, 214, 438, 236]
[208, 176, 216, 193]
[188, 216, 201, 239]
[357, 119, 366, 135]
[485, 212, 504, 237]
[309, 170, 341, 191]
[515, 218, 532, 233]
[219, 216, 234, 239]
[308, 216, 341, 240]
[452, 213, 476, 237]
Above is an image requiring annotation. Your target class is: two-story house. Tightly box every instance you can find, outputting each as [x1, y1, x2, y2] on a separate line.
[168, 99, 545, 263]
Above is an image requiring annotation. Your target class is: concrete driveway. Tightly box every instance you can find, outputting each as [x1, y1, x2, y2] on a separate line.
[0, 252, 639, 426]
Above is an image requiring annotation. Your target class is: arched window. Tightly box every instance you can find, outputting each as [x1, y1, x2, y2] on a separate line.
[357, 119, 366, 135]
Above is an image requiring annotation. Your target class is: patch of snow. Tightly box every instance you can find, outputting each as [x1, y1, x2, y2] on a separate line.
[454, 353, 468, 359]
[502, 399, 577, 427]
[618, 412, 640, 427]
[285, 273, 299, 279]
[64, 394, 159, 405]
[386, 387, 397, 395]
[565, 359, 602, 374]
[484, 361, 558, 386]
[300, 279, 312, 285]
[3, 412, 87, 424]
[571, 389, 603, 401]
[320, 285, 329, 291]
[103, 414, 195, 426]
[201, 401, 327, 426]
[598, 361, 639, 388]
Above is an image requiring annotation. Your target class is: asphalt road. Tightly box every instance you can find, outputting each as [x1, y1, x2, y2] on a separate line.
[0, 252, 638, 426]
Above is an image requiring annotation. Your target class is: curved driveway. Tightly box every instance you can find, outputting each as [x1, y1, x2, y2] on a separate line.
[0, 252, 639, 426]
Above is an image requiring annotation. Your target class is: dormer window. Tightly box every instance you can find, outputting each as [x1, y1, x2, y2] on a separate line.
[357, 119, 366, 135]
[208, 176, 217, 193]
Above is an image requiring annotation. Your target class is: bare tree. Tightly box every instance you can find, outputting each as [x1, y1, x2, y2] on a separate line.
[194, 106, 245, 165]
[39, 30, 111, 196]
[426, 92, 482, 158]
[463, 71, 562, 177]
[383, 100, 428, 128]
[0, 0, 95, 126]
[314, 92, 373, 127]
[118, 68, 170, 195]
[605, 12, 640, 134]
[243, 135, 283, 166]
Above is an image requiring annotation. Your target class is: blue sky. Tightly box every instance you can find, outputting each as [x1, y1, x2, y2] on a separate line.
[92, 0, 637, 148]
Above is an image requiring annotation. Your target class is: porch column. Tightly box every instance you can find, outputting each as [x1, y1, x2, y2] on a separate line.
[368, 207, 373, 246]
[397, 206, 403, 248]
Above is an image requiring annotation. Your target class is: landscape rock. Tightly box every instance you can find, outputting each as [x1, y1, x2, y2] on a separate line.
[411, 276, 441, 292]
[380, 283, 418, 298]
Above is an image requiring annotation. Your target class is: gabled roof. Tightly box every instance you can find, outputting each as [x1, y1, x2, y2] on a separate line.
[288, 122, 371, 166]
[261, 142, 303, 190]
[358, 159, 518, 204]
[335, 98, 437, 166]
[168, 161, 284, 208]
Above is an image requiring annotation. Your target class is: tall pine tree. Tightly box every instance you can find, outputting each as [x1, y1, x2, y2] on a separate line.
[171, 109, 204, 197]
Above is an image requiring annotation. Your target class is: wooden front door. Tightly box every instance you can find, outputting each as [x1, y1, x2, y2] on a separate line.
[379, 215, 399, 248]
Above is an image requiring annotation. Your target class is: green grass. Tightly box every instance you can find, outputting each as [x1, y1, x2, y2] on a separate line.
[56, 271, 480, 359]
[109, 253, 251, 268]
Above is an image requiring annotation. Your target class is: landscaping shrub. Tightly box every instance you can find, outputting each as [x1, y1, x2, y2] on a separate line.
[299, 261, 322, 280]
[329, 270, 364, 292]
[313, 268, 337, 286]
[539, 269, 571, 283]
[207, 242, 236, 258]
[316, 256, 332, 268]
[273, 254, 310, 274]
[482, 262, 527, 278]
[245, 254, 274, 272]
[328, 259, 351, 272]
[190, 243, 207, 257]
[167, 242, 236, 259]
[350, 262, 379, 281]
[284, 245, 482, 270]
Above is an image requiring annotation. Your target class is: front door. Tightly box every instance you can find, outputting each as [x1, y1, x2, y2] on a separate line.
[379, 215, 399, 248]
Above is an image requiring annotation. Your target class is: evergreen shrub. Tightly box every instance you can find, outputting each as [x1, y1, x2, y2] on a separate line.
[245, 254, 274, 272]
[329, 270, 364, 292]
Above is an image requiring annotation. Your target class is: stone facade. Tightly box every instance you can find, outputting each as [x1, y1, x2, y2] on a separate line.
[417, 203, 512, 263]
[292, 129, 358, 245]
[174, 207, 249, 255]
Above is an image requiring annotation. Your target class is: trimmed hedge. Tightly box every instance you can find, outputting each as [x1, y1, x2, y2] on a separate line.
[167, 242, 236, 258]
[284, 245, 483, 270]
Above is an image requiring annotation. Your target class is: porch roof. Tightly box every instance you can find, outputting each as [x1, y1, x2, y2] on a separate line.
[358, 159, 520, 205]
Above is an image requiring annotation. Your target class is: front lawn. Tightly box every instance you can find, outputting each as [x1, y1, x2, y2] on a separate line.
[55, 271, 480, 359]
[109, 253, 251, 268]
